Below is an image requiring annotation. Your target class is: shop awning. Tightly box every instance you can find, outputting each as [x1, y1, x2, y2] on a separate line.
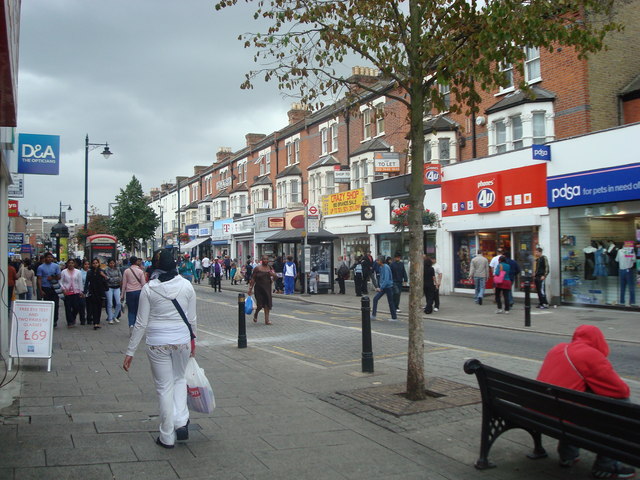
[264, 228, 338, 243]
[179, 237, 210, 252]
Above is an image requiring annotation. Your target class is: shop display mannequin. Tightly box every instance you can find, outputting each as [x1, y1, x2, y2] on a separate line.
[606, 241, 619, 276]
[615, 242, 636, 306]
[583, 242, 597, 280]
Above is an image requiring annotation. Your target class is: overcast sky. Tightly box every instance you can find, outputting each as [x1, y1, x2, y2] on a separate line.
[14, 0, 293, 221]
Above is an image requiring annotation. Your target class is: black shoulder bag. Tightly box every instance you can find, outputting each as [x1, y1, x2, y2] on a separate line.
[172, 299, 196, 340]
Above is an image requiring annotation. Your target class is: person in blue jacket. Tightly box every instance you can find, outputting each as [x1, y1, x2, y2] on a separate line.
[505, 251, 521, 309]
[371, 256, 397, 321]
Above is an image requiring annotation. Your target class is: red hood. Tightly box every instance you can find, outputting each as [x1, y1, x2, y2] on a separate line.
[571, 325, 609, 357]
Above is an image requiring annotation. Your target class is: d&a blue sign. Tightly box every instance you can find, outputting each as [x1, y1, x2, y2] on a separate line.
[547, 163, 640, 207]
[17, 134, 61, 175]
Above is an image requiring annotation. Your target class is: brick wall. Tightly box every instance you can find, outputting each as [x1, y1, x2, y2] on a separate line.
[588, 0, 640, 130]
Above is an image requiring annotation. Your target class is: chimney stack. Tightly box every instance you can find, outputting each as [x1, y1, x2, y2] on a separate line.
[215, 147, 233, 164]
[287, 102, 311, 125]
[245, 133, 267, 148]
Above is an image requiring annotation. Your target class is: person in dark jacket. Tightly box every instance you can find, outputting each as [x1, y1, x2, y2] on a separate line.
[504, 252, 521, 308]
[360, 254, 373, 295]
[85, 258, 108, 329]
[537, 325, 634, 478]
[390, 253, 407, 313]
[423, 257, 436, 314]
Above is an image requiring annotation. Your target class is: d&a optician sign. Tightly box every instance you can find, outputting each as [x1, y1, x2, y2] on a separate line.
[547, 163, 640, 207]
[17, 134, 61, 175]
[441, 163, 547, 217]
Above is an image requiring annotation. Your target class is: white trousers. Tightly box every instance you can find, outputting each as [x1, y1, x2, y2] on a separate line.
[146, 344, 190, 445]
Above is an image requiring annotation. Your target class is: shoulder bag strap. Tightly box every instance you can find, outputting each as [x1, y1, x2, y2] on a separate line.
[171, 298, 196, 340]
[564, 345, 584, 380]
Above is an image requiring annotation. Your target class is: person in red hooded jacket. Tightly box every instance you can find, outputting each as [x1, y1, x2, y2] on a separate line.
[537, 325, 634, 479]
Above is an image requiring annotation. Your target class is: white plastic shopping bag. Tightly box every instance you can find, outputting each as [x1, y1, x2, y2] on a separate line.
[184, 357, 215, 414]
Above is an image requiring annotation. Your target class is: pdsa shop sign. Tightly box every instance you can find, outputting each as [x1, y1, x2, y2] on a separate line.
[547, 163, 640, 207]
[18, 134, 61, 175]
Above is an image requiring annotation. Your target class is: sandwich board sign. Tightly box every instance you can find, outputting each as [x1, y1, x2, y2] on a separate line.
[9, 300, 55, 372]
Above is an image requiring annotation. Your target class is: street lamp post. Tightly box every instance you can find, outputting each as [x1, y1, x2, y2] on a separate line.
[59, 202, 71, 222]
[159, 205, 164, 248]
[84, 134, 113, 231]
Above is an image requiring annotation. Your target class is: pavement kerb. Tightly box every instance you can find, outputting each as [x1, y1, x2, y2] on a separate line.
[195, 282, 640, 345]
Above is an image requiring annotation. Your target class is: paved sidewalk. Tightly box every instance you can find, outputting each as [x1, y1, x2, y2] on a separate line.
[0, 285, 637, 479]
[212, 277, 640, 344]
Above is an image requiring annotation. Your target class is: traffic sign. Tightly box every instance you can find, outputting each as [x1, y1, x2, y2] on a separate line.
[308, 205, 318, 216]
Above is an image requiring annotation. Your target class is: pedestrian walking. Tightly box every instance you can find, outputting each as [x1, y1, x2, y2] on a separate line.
[361, 252, 373, 295]
[533, 247, 550, 308]
[489, 247, 503, 271]
[194, 256, 202, 284]
[7, 261, 17, 311]
[537, 325, 635, 479]
[60, 259, 84, 327]
[390, 253, 407, 312]
[211, 258, 222, 291]
[371, 256, 397, 321]
[244, 258, 254, 285]
[105, 258, 123, 324]
[431, 256, 443, 312]
[37, 252, 61, 328]
[123, 249, 197, 449]
[308, 266, 319, 294]
[121, 256, 147, 331]
[85, 258, 108, 329]
[494, 256, 511, 314]
[248, 255, 277, 325]
[79, 259, 90, 325]
[179, 256, 195, 283]
[505, 251, 521, 308]
[423, 257, 436, 314]
[283, 255, 296, 295]
[351, 256, 365, 296]
[17, 258, 37, 300]
[469, 250, 489, 305]
[201, 256, 211, 280]
[272, 256, 284, 293]
[229, 261, 237, 285]
[224, 255, 231, 280]
[336, 256, 349, 295]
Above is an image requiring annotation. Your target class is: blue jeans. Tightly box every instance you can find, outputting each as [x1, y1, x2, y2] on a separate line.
[18, 285, 33, 300]
[372, 286, 397, 319]
[619, 268, 636, 304]
[106, 287, 122, 321]
[474, 277, 486, 302]
[126, 290, 141, 327]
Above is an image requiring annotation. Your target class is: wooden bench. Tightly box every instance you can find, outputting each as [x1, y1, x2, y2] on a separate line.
[463, 358, 640, 470]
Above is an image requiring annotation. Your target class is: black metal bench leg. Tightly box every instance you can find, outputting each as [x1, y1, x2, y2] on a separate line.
[526, 432, 548, 460]
[474, 417, 497, 469]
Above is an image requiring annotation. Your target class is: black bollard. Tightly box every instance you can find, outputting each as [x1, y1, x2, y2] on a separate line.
[361, 296, 374, 373]
[238, 293, 247, 348]
[523, 275, 531, 327]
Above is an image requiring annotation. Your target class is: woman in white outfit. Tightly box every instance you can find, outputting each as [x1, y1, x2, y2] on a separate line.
[123, 250, 197, 448]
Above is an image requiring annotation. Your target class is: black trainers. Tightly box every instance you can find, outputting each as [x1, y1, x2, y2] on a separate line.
[592, 463, 635, 479]
[176, 419, 190, 441]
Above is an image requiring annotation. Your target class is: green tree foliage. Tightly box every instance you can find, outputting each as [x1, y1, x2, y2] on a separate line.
[75, 206, 112, 250]
[214, 0, 621, 399]
[110, 176, 159, 253]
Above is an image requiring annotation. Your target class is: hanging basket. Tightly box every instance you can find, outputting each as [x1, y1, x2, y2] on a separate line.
[391, 206, 439, 232]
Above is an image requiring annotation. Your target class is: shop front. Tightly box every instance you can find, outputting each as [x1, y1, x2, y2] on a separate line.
[254, 209, 284, 260]
[321, 188, 370, 265]
[548, 163, 640, 308]
[211, 218, 232, 258]
[231, 216, 255, 262]
[441, 162, 549, 294]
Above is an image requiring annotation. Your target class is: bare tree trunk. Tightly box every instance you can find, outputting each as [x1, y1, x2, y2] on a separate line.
[405, 4, 427, 399]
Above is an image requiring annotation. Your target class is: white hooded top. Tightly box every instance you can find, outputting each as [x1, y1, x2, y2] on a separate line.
[126, 274, 197, 357]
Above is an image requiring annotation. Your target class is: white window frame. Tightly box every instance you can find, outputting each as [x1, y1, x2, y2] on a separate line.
[321, 128, 328, 155]
[525, 46, 541, 84]
[438, 82, 451, 111]
[275, 177, 302, 207]
[511, 114, 523, 150]
[330, 122, 339, 152]
[423, 132, 457, 166]
[375, 104, 385, 136]
[236, 160, 248, 184]
[498, 61, 515, 94]
[487, 102, 554, 155]
[251, 186, 272, 211]
[363, 108, 372, 140]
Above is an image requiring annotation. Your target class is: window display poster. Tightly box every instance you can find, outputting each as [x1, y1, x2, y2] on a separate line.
[453, 232, 475, 288]
[10, 301, 54, 369]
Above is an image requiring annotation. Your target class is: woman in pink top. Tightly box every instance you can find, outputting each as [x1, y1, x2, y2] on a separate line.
[60, 259, 84, 328]
[121, 256, 147, 329]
